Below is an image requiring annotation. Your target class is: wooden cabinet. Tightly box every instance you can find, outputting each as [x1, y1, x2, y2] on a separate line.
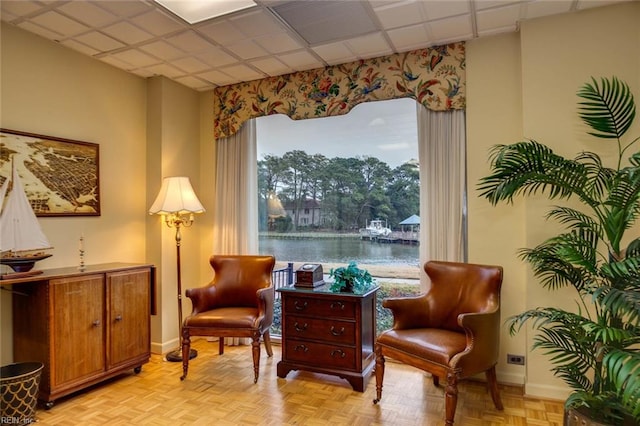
[7, 263, 154, 406]
[276, 285, 378, 392]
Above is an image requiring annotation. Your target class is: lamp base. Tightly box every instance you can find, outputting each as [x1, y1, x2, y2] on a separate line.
[165, 348, 197, 362]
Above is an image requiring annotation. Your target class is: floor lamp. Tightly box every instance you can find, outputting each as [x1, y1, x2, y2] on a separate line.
[149, 176, 205, 362]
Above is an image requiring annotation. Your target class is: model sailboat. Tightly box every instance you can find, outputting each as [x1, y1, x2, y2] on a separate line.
[0, 159, 52, 274]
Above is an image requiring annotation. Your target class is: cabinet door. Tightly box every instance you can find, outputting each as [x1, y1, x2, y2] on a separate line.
[107, 269, 150, 369]
[50, 275, 105, 387]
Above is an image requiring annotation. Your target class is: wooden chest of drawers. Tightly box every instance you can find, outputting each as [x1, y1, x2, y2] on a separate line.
[276, 284, 378, 392]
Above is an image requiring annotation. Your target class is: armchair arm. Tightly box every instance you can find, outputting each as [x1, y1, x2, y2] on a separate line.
[185, 284, 219, 315]
[255, 286, 275, 332]
[383, 294, 431, 330]
[451, 308, 501, 374]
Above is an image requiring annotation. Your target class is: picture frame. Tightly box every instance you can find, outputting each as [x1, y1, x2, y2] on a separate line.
[0, 129, 101, 216]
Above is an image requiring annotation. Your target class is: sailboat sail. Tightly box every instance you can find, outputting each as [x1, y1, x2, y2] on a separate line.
[0, 161, 51, 253]
[0, 176, 8, 213]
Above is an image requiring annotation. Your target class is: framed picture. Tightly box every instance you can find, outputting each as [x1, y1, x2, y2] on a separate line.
[0, 129, 101, 216]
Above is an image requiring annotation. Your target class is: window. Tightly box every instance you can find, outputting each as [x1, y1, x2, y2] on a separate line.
[257, 98, 422, 335]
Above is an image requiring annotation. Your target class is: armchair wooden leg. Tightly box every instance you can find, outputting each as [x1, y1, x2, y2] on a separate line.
[444, 372, 459, 426]
[373, 345, 385, 404]
[486, 366, 503, 410]
[180, 331, 191, 381]
[218, 337, 224, 355]
[251, 335, 261, 383]
[263, 330, 273, 357]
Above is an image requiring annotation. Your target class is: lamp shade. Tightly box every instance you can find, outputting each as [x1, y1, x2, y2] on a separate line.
[149, 176, 205, 215]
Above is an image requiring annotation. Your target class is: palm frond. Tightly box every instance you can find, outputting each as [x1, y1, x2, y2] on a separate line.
[604, 349, 640, 421]
[577, 76, 636, 140]
[477, 141, 598, 206]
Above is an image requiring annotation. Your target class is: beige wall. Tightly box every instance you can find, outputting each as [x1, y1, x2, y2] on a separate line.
[0, 24, 205, 362]
[467, 1, 639, 399]
[1, 1, 638, 400]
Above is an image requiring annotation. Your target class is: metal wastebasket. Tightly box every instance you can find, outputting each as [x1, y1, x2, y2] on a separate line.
[1, 362, 43, 425]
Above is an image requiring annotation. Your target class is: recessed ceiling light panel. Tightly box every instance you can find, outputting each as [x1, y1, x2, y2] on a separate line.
[154, 0, 257, 24]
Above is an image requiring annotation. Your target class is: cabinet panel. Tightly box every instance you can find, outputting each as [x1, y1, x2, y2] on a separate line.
[107, 269, 150, 369]
[50, 275, 105, 387]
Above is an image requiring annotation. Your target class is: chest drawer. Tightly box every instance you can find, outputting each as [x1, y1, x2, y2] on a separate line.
[284, 339, 357, 370]
[284, 315, 356, 345]
[283, 295, 355, 319]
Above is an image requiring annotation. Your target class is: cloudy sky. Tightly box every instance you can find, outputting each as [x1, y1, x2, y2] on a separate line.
[256, 97, 418, 168]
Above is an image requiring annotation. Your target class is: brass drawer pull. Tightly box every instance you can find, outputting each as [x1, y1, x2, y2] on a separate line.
[294, 322, 308, 332]
[294, 344, 308, 353]
[330, 349, 346, 358]
[114, 315, 123, 322]
[92, 320, 101, 327]
[330, 326, 345, 336]
[294, 300, 308, 310]
[330, 301, 345, 310]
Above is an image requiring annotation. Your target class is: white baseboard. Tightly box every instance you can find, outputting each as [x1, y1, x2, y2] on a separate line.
[525, 383, 570, 401]
[150, 337, 179, 355]
[496, 371, 525, 386]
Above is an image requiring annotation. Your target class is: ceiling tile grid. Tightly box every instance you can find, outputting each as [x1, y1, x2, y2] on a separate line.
[0, 0, 631, 92]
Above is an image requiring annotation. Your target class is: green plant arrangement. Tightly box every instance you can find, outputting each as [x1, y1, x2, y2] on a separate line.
[329, 261, 375, 293]
[478, 76, 640, 424]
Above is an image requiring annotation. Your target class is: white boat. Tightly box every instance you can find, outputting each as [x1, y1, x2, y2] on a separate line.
[361, 219, 392, 237]
[0, 159, 52, 273]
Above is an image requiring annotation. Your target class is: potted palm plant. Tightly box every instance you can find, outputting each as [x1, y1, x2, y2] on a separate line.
[478, 76, 640, 425]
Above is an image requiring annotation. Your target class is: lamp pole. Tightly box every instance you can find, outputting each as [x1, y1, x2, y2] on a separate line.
[164, 213, 197, 362]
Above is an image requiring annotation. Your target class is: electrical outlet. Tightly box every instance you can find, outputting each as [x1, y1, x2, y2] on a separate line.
[507, 354, 525, 365]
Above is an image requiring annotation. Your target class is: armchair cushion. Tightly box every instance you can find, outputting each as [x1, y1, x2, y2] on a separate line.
[376, 329, 466, 366]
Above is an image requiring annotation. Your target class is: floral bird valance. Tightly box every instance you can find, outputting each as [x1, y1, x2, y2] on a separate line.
[213, 42, 465, 139]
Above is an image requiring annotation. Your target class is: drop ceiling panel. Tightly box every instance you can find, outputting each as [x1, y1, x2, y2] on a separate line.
[131, 9, 184, 36]
[102, 21, 155, 44]
[312, 42, 356, 65]
[476, 4, 522, 34]
[111, 49, 161, 68]
[249, 57, 292, 76]
[0, 0, 628, 91]
[428, 14, 474, 41]
[197, 19, 247, 45]
[139, 40, 186, 60]
[172, 57, 211, 74]
[75, 31, 126, 52]
[30, 11, 90, 37]
[387, 24, 431, 51]
[345, 32, 393, 58]
[373, 1, 426, 30]
[16, 21, 63, 40]
[271, 0, 379, 45]
[226, 39, 269, 59]
[277, 50, 324, 70]
[57, 1, 119, 27]
[255, 32, 303, 54]
[229, 8, 285, 38]
[0, 1, 45, 18]
[166, 31, 214, 53]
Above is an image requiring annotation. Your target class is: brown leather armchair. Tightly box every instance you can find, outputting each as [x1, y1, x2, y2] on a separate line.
[179, 255, 276, 383]
[373, 260, 504, 426]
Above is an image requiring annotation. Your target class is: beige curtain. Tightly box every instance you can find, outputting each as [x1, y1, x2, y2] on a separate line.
[212, 119, 258, 346]
[212, 119, 259, 255]
[417, 105, 467, 288]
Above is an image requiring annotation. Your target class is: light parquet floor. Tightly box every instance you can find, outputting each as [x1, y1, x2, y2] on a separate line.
[35, 339, 564, 426]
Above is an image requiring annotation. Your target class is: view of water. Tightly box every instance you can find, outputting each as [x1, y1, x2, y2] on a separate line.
[259, 237, 419, 267]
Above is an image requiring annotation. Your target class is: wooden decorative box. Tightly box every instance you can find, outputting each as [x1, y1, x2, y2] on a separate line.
[295, 264, 324, 288]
